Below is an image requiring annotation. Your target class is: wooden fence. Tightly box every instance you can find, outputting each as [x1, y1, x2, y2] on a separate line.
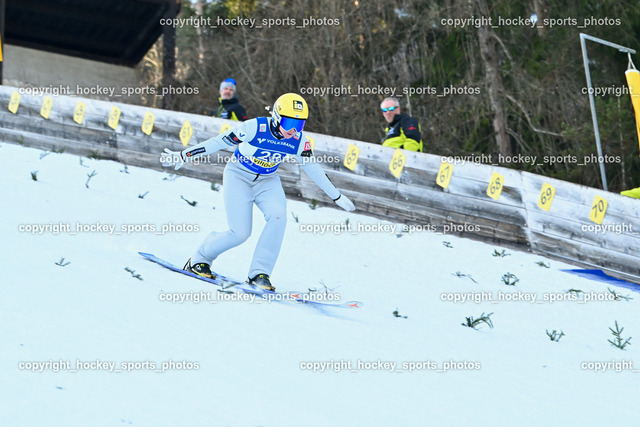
[0, 85, 638, 283]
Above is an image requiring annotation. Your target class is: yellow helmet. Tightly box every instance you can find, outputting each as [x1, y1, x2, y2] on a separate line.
[272, 93, 308, 132]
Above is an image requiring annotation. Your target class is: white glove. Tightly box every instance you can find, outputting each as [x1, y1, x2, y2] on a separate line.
[334, 194, 355, 212]
[161, 148, 185, 170]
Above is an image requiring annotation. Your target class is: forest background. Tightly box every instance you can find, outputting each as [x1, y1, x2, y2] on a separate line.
[138, 0, 640, 192]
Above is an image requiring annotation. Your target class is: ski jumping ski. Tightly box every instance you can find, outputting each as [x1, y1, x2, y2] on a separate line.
[139, 252, 363, 309]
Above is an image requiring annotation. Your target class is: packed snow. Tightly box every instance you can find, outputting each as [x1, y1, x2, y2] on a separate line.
[2, 142, 638, 427]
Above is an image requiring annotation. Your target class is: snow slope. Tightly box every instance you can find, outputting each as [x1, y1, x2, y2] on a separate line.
[2, 142, 638, 427]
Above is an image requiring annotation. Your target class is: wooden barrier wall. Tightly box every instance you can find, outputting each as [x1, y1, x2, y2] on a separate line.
[0, 85, 638, 283]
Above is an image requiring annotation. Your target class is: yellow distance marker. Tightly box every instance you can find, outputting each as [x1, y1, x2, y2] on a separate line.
[219, 123, 231, 135]
[389, 149, 406, 178]
[537, 183, 556, 211]
[306, 134, 315, 151]
[108, 106, 121, 130]
[180, 120, 194, 146]
[40, 97, 53, 119]
[141, 111, 155, 135]
[343, 144, 360, 171]
[8, 92, 20, 114]
[436, 161, 453, 189]
[73, 101, 86, 125]
[589, 195, 608, 225]
[486, 172, 504, 200]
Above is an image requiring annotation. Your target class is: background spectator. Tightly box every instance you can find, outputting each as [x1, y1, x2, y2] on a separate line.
[380, 97, 423, 152]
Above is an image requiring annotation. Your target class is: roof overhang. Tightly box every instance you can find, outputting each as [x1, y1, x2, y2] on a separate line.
[5, 0, 178, 67]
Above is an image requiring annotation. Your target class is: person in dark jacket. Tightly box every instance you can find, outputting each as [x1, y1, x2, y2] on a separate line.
[213, 78, 248, 121]
[380, 97, 423, 152]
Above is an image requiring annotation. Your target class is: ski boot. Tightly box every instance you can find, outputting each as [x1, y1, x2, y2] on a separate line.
[248, 274, 275, 291]
[184, 258, 216, 279]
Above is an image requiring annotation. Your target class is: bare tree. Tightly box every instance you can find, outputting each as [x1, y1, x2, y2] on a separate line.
[476, 0, 511, 156]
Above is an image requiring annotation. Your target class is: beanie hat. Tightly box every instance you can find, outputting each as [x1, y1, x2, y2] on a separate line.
[220, 78, 236, 93]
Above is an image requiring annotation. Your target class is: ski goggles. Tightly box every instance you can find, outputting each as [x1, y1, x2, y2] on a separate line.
[279, 116, 306, 132]
[381, 106, 398, 112]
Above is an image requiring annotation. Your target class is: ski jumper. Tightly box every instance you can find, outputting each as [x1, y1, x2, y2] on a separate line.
[181, 117, 341, 278]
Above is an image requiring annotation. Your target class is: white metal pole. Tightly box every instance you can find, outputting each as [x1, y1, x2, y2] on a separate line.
[580, 33, 636, 191]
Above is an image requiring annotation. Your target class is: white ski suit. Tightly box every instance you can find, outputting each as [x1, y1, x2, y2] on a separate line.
[178, 117, 349, 278]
